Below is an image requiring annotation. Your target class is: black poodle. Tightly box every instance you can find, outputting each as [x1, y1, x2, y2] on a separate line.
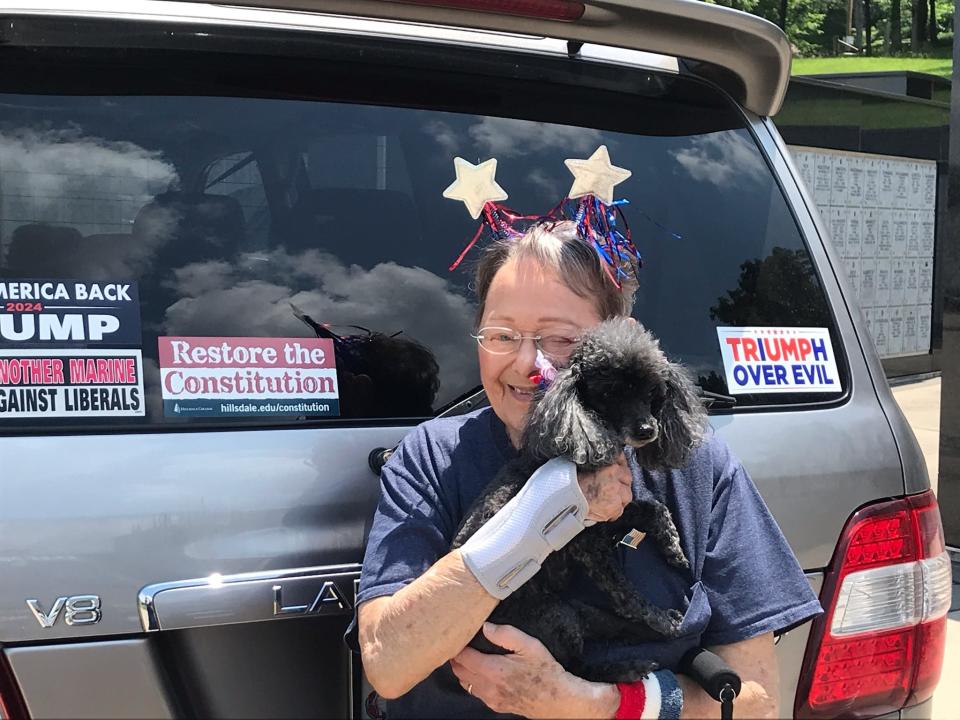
[451, 317, 709, 682]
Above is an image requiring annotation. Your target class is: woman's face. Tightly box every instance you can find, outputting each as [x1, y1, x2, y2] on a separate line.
[479, 256, 603, 446]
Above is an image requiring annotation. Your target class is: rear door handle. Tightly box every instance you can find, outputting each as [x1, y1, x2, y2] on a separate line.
[368, 447, 394, 476]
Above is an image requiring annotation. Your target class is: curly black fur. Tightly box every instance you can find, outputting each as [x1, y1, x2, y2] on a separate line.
[451, 317, 709, 682]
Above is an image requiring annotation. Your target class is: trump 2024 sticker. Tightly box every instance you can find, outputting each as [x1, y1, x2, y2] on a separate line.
[716, 327, 841, 394]
[0, 280, 140, 345]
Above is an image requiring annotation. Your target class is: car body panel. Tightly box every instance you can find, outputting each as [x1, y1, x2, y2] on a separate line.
[6, 639, 175, 719]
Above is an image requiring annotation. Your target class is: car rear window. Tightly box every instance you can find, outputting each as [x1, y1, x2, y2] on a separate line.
[0, 21, 846, 431]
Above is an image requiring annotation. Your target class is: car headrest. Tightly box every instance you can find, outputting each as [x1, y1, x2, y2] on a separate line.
[133, 192, 246, 262]
[284, 188, 421, 259]
[4, 223, 84, 277]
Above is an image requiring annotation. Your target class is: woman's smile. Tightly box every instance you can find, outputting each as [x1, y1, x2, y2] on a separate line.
[506, 382, 537, 402]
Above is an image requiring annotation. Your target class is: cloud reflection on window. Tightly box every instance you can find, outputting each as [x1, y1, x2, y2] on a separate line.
[159, 248, 479, 413]
[670, 131, 767, 187]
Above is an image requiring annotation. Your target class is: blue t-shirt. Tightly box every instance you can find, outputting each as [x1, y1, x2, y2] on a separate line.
[350, 407, 821, 719]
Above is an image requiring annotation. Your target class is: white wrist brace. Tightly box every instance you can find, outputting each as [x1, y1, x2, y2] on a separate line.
[460, 458, 594, 600]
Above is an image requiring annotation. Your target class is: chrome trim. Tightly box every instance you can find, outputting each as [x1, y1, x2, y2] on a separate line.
[175, 0, 789, 115]
[25, 597, 66, 628]
[0, 0, 677, 73]
[137, 563, 361, 631]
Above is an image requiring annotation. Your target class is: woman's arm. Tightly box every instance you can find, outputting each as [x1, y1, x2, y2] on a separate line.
[359, 461, 633, 700]
[449, 628, 780, 719]
[678, 633, 779, 720]
[358, 549, 497, 699]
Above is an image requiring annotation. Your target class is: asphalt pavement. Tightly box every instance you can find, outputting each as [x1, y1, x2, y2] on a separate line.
[891, 377, 958, 720]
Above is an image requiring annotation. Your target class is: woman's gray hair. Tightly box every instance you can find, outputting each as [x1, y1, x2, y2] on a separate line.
[473, 220, 637, 326]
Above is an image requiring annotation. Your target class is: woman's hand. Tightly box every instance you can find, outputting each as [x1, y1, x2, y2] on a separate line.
[577, 453, 633, 523]
[450, 623, 619, 719]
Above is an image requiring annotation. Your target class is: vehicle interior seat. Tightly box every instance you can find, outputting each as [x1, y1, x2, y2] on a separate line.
[133, 191, 247, 268]
[3, 223, 84, 278]
[282, 188, 422, 266]
[131, 191, 247, 328]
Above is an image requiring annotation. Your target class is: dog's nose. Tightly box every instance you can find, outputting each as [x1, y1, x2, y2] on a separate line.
[634, 423, 656, 440]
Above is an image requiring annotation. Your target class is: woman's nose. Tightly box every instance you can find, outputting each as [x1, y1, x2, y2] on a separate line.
[512, 337, 539, 374]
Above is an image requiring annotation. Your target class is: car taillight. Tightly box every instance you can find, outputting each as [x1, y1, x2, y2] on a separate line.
[390, 0, 586, 21]
[796, 490, 952, 719]
[0, 652, 27, 720]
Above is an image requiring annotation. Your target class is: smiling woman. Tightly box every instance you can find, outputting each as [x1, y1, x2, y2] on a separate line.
[354, 218, 821, 719]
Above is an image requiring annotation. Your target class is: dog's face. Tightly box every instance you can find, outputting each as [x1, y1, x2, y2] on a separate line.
[574, 350, 666, 448]
[525, 317, 706, 469]
[568, 317, 676, 449]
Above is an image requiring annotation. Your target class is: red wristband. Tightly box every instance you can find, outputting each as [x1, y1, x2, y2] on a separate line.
[615, 681, 647, 720]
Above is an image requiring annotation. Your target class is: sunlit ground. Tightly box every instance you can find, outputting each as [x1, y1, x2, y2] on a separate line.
[793, 55, 952, 79]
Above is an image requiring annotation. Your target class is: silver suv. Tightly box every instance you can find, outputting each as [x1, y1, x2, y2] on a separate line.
[0, 1, 949, 718]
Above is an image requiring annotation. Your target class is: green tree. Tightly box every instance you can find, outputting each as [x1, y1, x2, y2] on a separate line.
[706, 0, 950, 56]
[891, 0, 903, 50]
[709, 248, 831, 327]
[707, 0, 832, 55]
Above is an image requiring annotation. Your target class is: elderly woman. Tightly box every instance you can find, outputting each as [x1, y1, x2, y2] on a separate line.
[354, 221, 820, 719]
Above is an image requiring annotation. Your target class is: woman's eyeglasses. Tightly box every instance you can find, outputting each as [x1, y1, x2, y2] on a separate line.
[472, 326, 581, 358]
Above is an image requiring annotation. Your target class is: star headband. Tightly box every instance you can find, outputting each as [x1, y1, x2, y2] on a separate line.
[442, 145, 667, 289]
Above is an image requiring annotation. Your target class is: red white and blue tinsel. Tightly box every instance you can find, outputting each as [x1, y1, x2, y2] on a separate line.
[442, 148, 684, 291]
[448, 192, 679, 289]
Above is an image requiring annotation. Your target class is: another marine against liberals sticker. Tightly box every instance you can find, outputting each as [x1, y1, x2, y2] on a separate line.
[0, 280, 140, 345]
[716, 327, 841, 394]
[158, 337, 339, 417]
[0, 349, 145, 418]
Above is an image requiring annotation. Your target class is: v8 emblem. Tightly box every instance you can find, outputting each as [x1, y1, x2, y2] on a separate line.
[26, 596, 101, 628]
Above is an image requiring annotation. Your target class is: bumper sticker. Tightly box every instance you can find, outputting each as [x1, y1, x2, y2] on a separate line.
[716, 327, 841, 394]
[158, 337, 339, 417]
[0, 348, 145, 418]
[0, 280, 141, 346]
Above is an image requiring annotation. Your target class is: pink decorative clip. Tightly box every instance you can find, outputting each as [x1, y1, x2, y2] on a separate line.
[529, 349, 558, 390]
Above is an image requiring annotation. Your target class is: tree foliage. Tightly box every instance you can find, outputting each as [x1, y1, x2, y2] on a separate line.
[705, 0, 952, 56]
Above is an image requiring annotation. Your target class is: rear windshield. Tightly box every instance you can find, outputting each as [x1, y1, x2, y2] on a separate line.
[0, 22, 845, 431]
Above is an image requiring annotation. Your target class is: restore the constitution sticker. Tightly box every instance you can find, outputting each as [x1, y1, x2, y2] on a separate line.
[0, 279, 141, 345]
[158, 337, 339, 417]
[717, 327, 841, 394]
[0, 348, 145, 418]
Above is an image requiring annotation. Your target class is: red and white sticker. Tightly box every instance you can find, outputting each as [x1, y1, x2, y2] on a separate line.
[716, 327, 841, 394]
[158, 337, 339, 417]
[0, 348, 145, 418]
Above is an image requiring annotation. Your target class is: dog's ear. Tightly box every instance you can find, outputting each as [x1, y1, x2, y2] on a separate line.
[524, 363, 619, 466]
[635, 360, 708, 469]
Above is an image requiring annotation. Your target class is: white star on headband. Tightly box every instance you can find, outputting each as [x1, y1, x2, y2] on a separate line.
[564, 145, 632, 205]
[442, 157, 508, 220]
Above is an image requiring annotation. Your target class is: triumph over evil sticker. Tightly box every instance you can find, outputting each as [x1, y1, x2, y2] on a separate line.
[716, 327, 842, 394]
